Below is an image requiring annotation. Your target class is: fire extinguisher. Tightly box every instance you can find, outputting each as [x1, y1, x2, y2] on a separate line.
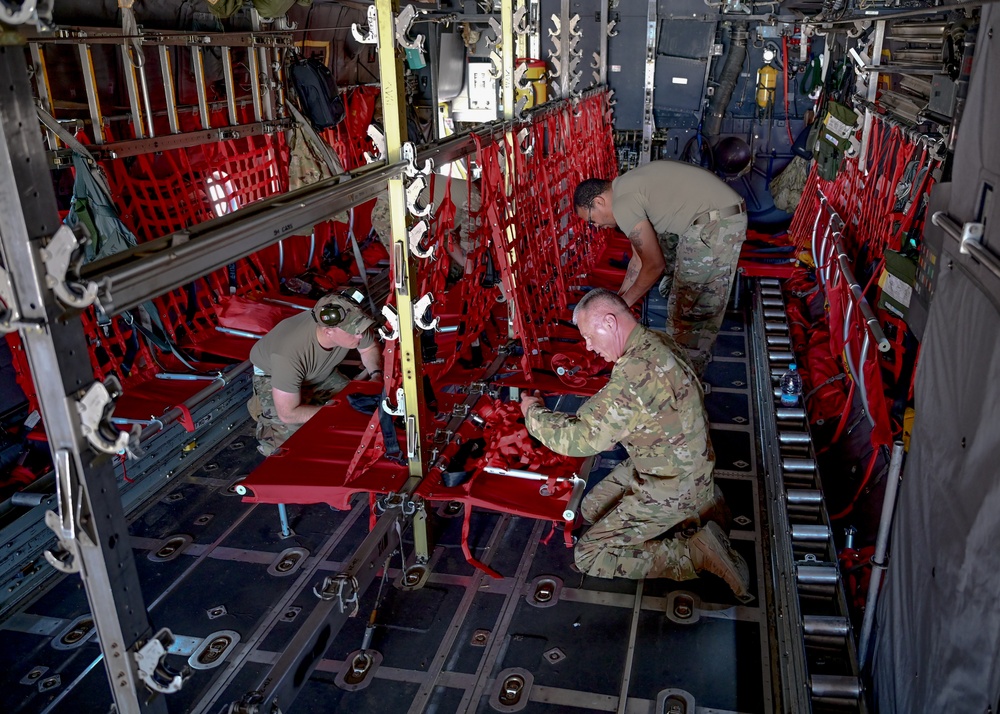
[756, 48, 778, 110]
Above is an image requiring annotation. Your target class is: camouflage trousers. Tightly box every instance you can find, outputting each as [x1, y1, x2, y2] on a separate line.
[247, 371, 349, 456]
[656, 212, 748, 375]
[575, 458, 715, 580]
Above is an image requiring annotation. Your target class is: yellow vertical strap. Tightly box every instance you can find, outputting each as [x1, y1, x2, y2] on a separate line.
[376, 0, 426, 480]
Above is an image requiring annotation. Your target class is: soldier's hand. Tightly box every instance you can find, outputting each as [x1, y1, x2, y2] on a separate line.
[519, 390, 544, 418]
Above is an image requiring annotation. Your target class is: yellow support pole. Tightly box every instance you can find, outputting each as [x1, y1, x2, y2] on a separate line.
[502, 0, 520, 400]
[375, 0, 427, 481]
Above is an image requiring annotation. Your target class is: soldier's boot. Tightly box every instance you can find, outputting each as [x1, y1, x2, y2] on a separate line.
[689, 522, 753, 602]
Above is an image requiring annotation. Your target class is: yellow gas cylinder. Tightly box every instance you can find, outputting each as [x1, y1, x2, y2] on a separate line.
[756, 62, 778, 109]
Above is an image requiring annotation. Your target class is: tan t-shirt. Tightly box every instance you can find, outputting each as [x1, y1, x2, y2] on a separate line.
[612, 160, 742, 235]
[250, 311, 375, 393]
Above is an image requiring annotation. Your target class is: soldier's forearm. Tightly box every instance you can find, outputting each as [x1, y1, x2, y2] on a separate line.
[525, 406, 610, 458]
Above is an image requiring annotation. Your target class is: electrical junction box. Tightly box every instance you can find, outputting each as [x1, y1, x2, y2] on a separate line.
[451, 60, 498, 123]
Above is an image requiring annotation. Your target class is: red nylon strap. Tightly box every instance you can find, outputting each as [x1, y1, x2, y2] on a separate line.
[462, 504, 502, 579]
[175, 403, 195, 432]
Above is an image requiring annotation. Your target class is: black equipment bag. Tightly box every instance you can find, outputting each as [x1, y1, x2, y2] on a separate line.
[288, 56, 346, 130]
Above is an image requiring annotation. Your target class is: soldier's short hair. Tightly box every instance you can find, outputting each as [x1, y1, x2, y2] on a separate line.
[573, 178, 612, 208]
[573, 288, 629, 325]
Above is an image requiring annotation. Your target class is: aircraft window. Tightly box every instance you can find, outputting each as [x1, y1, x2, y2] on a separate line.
[206, 171, 238, 217]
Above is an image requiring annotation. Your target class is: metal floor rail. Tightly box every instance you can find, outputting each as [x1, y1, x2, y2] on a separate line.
[750, 277, 868, 713]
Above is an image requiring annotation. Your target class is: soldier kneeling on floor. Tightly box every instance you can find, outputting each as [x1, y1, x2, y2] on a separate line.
[520, 288, 752, 600]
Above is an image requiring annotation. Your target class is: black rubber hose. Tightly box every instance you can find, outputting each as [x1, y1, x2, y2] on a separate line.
[705, 22, 749, 138]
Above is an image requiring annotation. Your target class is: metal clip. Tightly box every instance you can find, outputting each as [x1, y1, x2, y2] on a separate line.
[401, 141, 432, 178]
[382, 387, 405, 417]
[488, 50, 503, 80]
[413, 293, 439, 331]
[76, 376, 134, 456]
[363, 124, 387, 164]
[0, 265, 24, 334]
[351, 4, 378, 45]
[549, 55, 562, 79]
[517, 128, 534, 157]
[568, 13, 582, 39]
[379, 304, 399, 341]
[405, 175, 433, 218]
[314, 574, 361, 615]
[42, 449, 85, 573]
[41, 225, 99, 310]
[408, 220, 434, 260]
[486, 16, 503, 48]
[591, 51, 601, 70]
[0, 0, 39, 25]
[513, 5, 530, 35]
[608, 19, 619, 37]
[135, 629, 190, 694]
[394, 4, 425, 51]
[514, 96, 529, 119]
[514, 63, 531, 90]
[45, 449, 86, 573]
[548, 14, 561, 38]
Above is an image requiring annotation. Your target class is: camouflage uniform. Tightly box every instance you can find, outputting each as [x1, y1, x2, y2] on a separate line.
[612, 161, 747, 375]
[287, 124, 349, 224]
[524, 326, 716, 579]
[662, 210, 748, 375]
[248, 370, 349, 456]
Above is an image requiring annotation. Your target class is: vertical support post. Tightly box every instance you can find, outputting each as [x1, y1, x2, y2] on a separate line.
[277, 504, 293, 538]
[858, 440, 905, 668]
[272, 46, 286, 118]
[639, 0, 657, 165]
[0, 46, 164, 714]
[137, 53, 155, 138]
[858, 20, 885, 174]
[376, 0, 427, 482]
[29, 43, 59, 150]
[221, 46, 239, 127]
[77, 44, 105, 144]
[501, 0, 516, 120]
[502, 0, 520, 401]
[120, 45, 146, 139]
[412, 503, 429, 564]
[598, 0, 608, 86]
[247, 43, 263, 122]
[158, 45, 180, 135]
[558, 0, 570, 99]
[191, 46, 211, 129]
[250, 9, 274, 121]
[528, 0, 540, 59]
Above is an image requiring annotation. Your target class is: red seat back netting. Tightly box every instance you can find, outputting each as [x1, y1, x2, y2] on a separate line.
[6, 92, 380, 420]
[782, 114, 938, 453]
[243, 92, 621, 568]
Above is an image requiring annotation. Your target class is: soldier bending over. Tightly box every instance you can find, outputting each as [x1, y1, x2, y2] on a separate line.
[519, 289, 750, 598]
[248, 293, 383, 456]
[575, 161, 747, 375]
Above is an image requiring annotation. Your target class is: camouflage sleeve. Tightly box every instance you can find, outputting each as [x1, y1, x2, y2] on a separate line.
[524, 375, 640, 457]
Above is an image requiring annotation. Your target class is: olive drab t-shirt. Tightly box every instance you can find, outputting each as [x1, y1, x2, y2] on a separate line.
[250, 311, 375, 394]
[611, 160, 743, 236]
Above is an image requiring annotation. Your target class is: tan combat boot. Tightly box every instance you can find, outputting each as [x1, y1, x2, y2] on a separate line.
[689, 521, 753, 601]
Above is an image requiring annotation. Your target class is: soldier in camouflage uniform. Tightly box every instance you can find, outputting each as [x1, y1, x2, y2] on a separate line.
[520, 289, 750, 597]
[247, 293, 383, 456]
[370, 176, 481, 281]
[575, 162, 748, 375]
